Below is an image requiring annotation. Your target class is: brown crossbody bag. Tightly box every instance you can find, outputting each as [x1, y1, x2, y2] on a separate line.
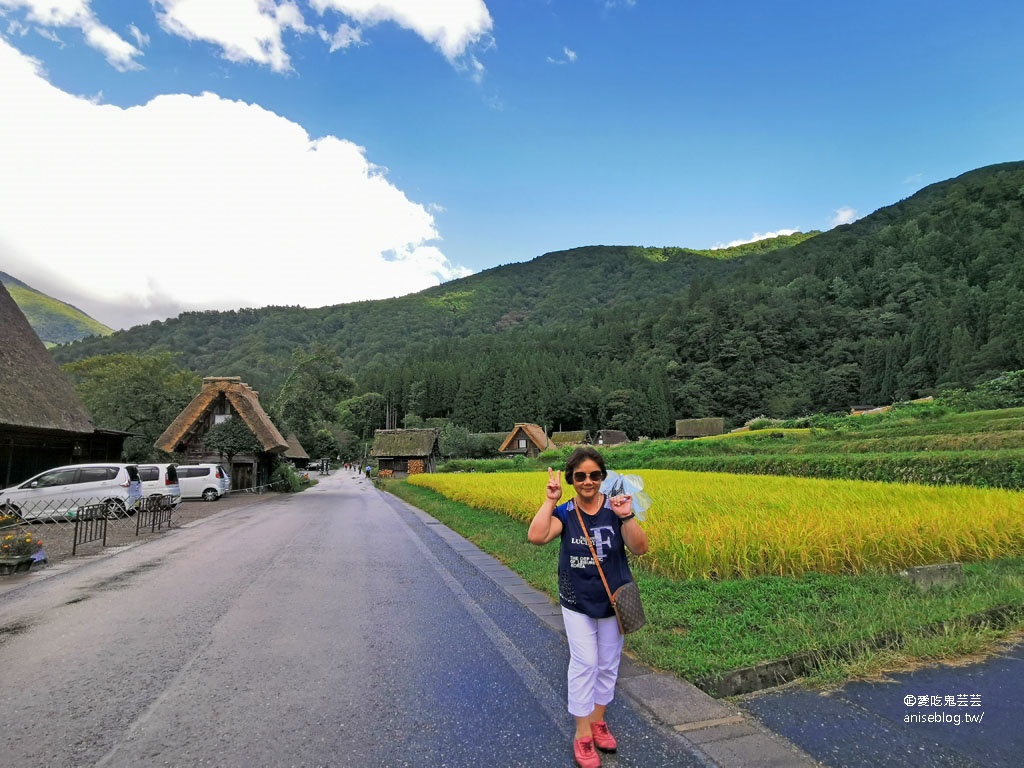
[573, 501, 647, 635]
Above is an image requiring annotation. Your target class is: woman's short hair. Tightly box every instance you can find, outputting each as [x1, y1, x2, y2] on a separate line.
[564, 446, 607, 483]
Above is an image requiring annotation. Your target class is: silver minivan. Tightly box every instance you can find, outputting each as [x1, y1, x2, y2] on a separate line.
[137, 463, 181, 509]
[0, 463, 143, 520]
[176, 464, 231, 501]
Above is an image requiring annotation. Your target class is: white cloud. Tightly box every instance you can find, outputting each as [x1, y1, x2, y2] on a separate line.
[0, 0, 143, 70]
[34, 26, 63, 45]
[713, 229, 800, 250]
[311, 0, 493, 62]
[829, 206, 858, 227]
[0, 37, 470, 329]
[154, 0, 311, 73]
[148, 0, 493, 73]
[546, 46, 577, 65]
[128, 23, 150, 49]
[6, 19, 29, 36]
[318, 21, 362, 52]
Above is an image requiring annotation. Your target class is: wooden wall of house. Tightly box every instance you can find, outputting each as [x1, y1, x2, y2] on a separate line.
[0, 429, 126, 488]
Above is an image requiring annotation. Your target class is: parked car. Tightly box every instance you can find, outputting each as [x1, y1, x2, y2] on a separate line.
[176, 464, 231, 501]
[137, 463, 181, 509]
[0, 463, 143, 521]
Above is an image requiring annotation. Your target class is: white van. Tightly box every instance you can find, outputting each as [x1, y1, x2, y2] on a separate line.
[0, 463, 143, 520]
[176, 464, 231, 501]
[137, 464, 181, 508]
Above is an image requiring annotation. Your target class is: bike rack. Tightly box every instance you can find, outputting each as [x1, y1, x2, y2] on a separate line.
[135, 496, 175, 536]
[72, 504, 108, 555]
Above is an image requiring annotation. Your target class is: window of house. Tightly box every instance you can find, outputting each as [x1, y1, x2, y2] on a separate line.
[518, 439, 527, 449]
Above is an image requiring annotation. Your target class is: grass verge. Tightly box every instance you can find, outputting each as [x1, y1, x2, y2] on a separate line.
[385, 480, 1024, 692]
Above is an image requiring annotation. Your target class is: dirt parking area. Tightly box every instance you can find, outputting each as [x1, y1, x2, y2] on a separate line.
[4, 491, 282, 569]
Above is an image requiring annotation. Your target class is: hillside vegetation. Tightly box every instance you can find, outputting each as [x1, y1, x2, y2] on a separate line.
[2, 272, 112, 346]
[442, 390, 1024, 488]
[598, 403, 1024, 488]
[51, 162, 1024, 437]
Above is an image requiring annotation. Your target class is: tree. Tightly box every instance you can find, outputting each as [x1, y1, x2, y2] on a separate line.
[309, 429, 340, 461]
[603, 388, 644, 438]
[403, 413, 426, 428]
[275, 345, 356, 446]
[336, 392, 387, 439]
[406, 380, 427, 420]
[61, 352, 201, 462]
[438, 422, 470, 458]
[204, 417, 262, 465]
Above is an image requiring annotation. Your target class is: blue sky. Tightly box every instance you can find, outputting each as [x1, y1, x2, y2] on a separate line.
[1, 1, 1022, 329]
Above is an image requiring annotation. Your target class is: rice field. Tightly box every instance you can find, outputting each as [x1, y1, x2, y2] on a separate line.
[406, 470, 1024, 580]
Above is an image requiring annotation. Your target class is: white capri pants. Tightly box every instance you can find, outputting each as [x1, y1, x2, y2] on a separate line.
[562, 607, 625, 717]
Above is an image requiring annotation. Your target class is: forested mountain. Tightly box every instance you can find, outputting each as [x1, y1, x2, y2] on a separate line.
[2, 272, 112, 346]
[51, 162, 1024, 435]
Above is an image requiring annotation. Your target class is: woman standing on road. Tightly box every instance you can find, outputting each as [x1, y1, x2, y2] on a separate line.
[528, 446, 648, 768]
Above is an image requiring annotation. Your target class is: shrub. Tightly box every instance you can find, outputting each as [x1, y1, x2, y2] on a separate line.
[270, 463, 305, 493]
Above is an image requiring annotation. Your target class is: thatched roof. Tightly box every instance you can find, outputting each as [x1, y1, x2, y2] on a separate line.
[0, 282, 95, 433]
[471, 432, 508, 441]
[675, 417, 726, 438]
[284, 433, 310, 460]
[370, 429, 440, 458]
[155, 376, 288, 454]
[499, 423, 554, 453]
[595, 429, 630, 445]
[552, 430, 590, 446]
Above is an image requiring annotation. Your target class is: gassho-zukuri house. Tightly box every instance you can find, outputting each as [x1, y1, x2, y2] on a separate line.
[0, 282, 128, 487]
[155, 377, 288, 491]
[499, 423, 555, 459]
[369, 429, 441, 477]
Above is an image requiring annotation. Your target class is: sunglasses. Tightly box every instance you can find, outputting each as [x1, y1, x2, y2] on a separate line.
[572, 470, 605, 483]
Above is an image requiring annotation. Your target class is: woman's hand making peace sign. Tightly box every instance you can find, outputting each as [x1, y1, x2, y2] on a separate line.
[528, 467, 565, 545]
[545, 466, 563, 503]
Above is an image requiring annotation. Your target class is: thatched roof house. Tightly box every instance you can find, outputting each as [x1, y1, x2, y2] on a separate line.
[499, 423, 554, 458]
[675, 417, 726, 439]
[595, 429, 630, 446]
[0, 283, 127, 487]
[155, 376, 288, 491]
[551, 430, 590, 447]
[284, 434, 310, 463]
[370, 429, 440, 476]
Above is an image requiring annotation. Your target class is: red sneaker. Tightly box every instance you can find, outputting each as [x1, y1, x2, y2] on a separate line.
[591, 721, 617, 753]
[573, 736, 601, 768]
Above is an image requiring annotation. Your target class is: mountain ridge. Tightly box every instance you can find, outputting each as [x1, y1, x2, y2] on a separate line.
[47, 160, 1024, 432]
[1, 272, 112, 347]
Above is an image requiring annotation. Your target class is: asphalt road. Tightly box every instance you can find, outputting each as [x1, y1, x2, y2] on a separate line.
[739, 637, 1024, 768]
[0, 471, 713, 768]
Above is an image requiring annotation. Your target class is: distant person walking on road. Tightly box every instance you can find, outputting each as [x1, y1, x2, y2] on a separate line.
[364, 465, 371, 479]
[528, 447, 648, 768]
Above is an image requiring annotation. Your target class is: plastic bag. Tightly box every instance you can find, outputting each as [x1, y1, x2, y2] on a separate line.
[601, 470, 652, 521]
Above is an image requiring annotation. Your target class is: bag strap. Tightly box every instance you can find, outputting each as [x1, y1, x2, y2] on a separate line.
[573, 498, 616, 607]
